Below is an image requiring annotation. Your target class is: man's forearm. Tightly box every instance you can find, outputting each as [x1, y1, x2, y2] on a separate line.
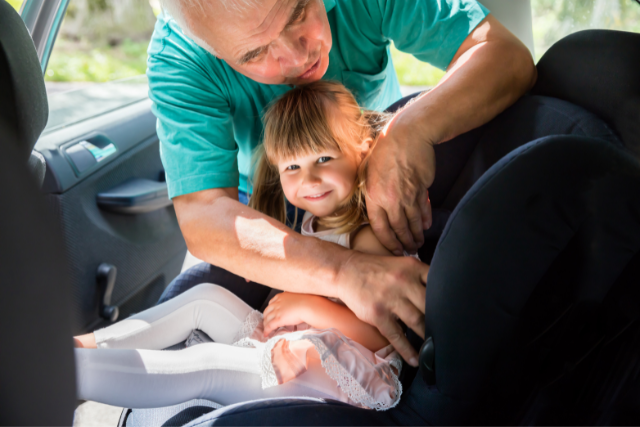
[174, 188, 349, 297]
[396, 15, 537, 146]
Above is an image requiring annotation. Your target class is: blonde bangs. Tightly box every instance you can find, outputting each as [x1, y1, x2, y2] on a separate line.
[263, 87, 347, 164]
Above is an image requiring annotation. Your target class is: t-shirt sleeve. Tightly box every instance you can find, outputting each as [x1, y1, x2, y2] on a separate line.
[147, 19, 239, 199]
[376, 0, 489, 70]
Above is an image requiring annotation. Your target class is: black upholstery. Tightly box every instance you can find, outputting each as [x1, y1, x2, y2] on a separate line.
[422, 135, 640, 424]
[532, 29, 640, 159]
[0, 123, 76, 426]
[0, 0, 48, 162]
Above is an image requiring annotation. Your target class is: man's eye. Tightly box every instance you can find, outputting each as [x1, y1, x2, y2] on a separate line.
[248, 49, 267, 63]
[317, 156, 332, 164]
[292, 9, 305, 23]
[286, 165, 300, 170]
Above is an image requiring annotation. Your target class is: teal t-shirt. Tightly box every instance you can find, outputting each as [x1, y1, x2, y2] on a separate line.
[147, 0, 489, 198]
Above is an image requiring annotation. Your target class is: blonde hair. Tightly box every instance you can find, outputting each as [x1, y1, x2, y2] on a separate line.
[249, 80, 390, 233]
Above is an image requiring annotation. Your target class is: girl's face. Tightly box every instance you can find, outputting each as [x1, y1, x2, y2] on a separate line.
[277, 146, 360, 218]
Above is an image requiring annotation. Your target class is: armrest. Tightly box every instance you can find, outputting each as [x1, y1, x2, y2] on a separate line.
[97, 178, 171, 214]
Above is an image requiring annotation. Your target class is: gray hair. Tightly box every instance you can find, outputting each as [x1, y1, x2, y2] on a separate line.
[159, 0, 259, 55]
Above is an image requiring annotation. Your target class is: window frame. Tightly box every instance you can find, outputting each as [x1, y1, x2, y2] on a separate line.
[20, 0, 70, 72]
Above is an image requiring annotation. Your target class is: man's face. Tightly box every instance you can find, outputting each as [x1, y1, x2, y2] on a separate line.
[186, 0, 332, 85]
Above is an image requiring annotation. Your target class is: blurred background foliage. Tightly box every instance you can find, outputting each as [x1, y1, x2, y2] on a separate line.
[7, 0, 640, 86]
[7, 0, 24, 11]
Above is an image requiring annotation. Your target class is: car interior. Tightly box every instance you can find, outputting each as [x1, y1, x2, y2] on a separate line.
[1, 0, 639, 425]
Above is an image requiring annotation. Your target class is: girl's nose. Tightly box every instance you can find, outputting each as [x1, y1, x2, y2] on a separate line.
[302, 169, 322, 186]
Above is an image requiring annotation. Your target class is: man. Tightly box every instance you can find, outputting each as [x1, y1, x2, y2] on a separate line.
[148, 0, 536, 366]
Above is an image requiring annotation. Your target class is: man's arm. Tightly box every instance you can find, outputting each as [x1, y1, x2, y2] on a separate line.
[367, 14, 537, 254]
[174, 188, 429, 366]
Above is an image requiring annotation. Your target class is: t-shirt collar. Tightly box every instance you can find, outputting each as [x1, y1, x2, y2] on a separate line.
[323, 0, 336, 12]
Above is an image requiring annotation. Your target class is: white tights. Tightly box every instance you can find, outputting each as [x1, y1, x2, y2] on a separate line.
[75, 284, 336, 408]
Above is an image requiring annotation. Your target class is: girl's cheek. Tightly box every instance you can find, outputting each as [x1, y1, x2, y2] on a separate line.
[280, 176, 298, 201]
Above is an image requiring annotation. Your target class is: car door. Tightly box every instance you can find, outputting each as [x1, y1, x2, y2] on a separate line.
[18, 0, 187, 333]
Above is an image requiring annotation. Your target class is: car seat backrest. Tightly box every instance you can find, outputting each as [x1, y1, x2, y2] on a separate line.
[533, 30, 640, 160]
[0, 0, 49, 163]
[0, 123, 76, 426]
[416, 135, 640, 425]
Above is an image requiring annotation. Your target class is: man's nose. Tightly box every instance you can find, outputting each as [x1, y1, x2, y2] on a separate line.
[274, 34, 308, 71]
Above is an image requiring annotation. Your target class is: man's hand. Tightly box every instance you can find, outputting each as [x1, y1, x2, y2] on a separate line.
[336, 251, 429, 366]
[365, 16, 536, 256]
[366, 117, 435, 255]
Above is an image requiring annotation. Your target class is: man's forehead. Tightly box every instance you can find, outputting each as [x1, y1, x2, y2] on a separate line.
[195, 0, 295, 36]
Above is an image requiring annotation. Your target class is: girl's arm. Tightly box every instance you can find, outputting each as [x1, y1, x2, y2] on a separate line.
[263, 293, 389, 351]
[350, 225, 395, 256]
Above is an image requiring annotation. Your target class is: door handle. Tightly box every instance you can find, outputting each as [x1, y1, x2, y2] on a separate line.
[97, 178, 172, 214]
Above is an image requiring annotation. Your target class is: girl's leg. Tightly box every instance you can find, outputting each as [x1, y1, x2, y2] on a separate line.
[94, 283, 253, 350]
[75, 344, 336, 408]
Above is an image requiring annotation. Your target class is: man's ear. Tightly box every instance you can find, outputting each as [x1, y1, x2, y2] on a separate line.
[358, 137, 374, 160]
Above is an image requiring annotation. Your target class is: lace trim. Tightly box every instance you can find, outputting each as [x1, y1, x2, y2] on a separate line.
[304, 335, 403, 411]
[258, 332, 402, 411]
[232, 310, 263, 348]
[260, 335, 283, 388]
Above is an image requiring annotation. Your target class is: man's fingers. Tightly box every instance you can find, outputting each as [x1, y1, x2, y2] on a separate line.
[407, 266, 428, 314]
[397, 299, 425, 339]
[419, 263, 430, 287]
[404, 204, 424, 250]
[368, 204, 403, 255]
[388, 207, 418, 253]
[376, 317, 419, 366]
[419, 190, 432, 229]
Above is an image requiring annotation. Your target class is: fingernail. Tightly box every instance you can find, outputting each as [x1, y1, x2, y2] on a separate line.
[409, 357, 418, 367]
[393, 249, 403, 256]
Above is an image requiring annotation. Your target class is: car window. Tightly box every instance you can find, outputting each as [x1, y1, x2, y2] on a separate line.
[42, 0, 160, 134]
[392, 0, 640, 90]
[532, 0, 640, 60]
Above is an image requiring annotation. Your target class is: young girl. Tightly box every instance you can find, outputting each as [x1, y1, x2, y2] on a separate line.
[74, 81, 425, 411]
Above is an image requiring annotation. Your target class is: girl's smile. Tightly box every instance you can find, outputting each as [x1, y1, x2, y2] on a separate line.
[303, 190, 332, 201]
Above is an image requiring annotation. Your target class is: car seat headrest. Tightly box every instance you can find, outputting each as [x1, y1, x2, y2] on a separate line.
[532, 30, 640, 160]
[0, 0, 49, 163]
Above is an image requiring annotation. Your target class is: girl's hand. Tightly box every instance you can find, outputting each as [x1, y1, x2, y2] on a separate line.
[263, 292, 314, 336]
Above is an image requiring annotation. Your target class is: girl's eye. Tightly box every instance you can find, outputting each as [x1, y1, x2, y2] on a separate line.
[317, 156, 332, 164]
[286, 165, 300, 171]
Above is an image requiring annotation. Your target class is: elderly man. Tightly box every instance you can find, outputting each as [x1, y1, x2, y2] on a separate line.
[148, 0, 536, 366]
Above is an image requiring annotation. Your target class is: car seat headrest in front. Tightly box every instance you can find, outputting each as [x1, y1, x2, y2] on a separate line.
[414, 135, 640, 424]
[532, 29, 640, 160]
[0, 0, 49, 163]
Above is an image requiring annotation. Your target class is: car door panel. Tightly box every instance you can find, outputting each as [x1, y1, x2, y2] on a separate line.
[36, 100, 187, 333]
